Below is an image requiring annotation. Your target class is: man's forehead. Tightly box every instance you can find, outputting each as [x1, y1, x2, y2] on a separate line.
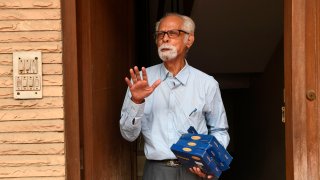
[158, 16, 183, 30]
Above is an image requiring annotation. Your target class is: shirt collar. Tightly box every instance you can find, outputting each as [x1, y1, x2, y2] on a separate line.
[160, 60, 190, 85]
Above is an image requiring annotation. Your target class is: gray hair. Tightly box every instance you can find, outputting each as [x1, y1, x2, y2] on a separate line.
[155, 13, 195, 33]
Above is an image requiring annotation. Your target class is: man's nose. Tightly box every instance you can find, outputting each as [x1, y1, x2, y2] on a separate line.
[162, 33, 170, 42]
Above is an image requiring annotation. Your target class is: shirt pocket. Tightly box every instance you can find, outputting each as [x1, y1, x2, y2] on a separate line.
[174, 104, 205, 134]
[186, 106, 205, 126]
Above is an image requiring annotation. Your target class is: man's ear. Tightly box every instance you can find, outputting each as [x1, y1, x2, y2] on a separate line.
[186, 33, 195, 48]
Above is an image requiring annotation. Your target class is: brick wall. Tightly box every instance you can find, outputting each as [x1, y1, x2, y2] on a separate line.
[0, 0, 65, 179]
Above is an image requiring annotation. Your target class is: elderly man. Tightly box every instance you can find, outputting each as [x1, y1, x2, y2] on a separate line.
[120, 13, 229, 180]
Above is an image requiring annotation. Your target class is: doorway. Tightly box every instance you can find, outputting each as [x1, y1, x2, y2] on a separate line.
[62, 0, 320, 179]
[134, 1, 285, 179]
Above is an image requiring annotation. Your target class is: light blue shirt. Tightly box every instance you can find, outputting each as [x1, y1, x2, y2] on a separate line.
[120, 62, 229, 160]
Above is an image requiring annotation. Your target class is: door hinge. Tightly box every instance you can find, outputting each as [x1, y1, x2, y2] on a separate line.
[282, 88, 285, 123]
[281, 106, 285, 123]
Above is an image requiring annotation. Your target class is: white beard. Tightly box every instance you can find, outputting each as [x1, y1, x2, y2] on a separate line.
[158, 44, 178, 62]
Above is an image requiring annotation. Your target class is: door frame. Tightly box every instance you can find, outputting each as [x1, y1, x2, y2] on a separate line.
[284, 0, 320, 179]
[61, 0, 81, 179]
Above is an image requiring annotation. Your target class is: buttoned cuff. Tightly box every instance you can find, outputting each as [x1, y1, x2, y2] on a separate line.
[127, 99, 145, 125]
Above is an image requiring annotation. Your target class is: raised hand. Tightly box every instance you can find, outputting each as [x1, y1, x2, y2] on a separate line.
[125, 66, 161, 104]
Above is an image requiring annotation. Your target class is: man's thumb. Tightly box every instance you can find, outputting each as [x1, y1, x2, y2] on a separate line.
[151, 79, 161, 89]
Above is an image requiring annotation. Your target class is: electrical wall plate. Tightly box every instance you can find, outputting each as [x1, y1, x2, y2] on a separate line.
[13, 51, 42, 99]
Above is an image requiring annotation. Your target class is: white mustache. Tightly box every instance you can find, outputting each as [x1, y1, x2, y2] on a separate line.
[159, 44, 175, 51]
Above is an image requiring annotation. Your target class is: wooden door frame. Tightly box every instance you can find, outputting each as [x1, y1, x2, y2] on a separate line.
[61, 0, 81, 179]
[61, 0, 319, 179]
[284, 0, 319, 179]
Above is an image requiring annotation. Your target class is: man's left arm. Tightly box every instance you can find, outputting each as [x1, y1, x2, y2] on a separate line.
[204, 79, 230, 148]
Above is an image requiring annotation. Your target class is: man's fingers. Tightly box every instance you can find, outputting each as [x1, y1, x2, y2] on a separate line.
[190, 167, 213, 179]
[124, 77, 132, 88]
[129, 69, 137, 83]
[194, 167, 206, 178]
[196, 167, 205, 176]
[207, 175, 213, 179]
[134, 66, 141, 80]
[142, 67, 148, 81]
[189, 168, 195, 173]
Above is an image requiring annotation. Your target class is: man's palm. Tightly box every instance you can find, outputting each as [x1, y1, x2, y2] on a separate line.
[125, 66, 161, 103]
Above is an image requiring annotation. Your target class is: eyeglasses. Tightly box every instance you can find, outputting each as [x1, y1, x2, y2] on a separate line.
[154, 29, 189, 40]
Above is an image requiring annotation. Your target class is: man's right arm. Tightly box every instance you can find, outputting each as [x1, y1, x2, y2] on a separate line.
[119, 89, 145, 142]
